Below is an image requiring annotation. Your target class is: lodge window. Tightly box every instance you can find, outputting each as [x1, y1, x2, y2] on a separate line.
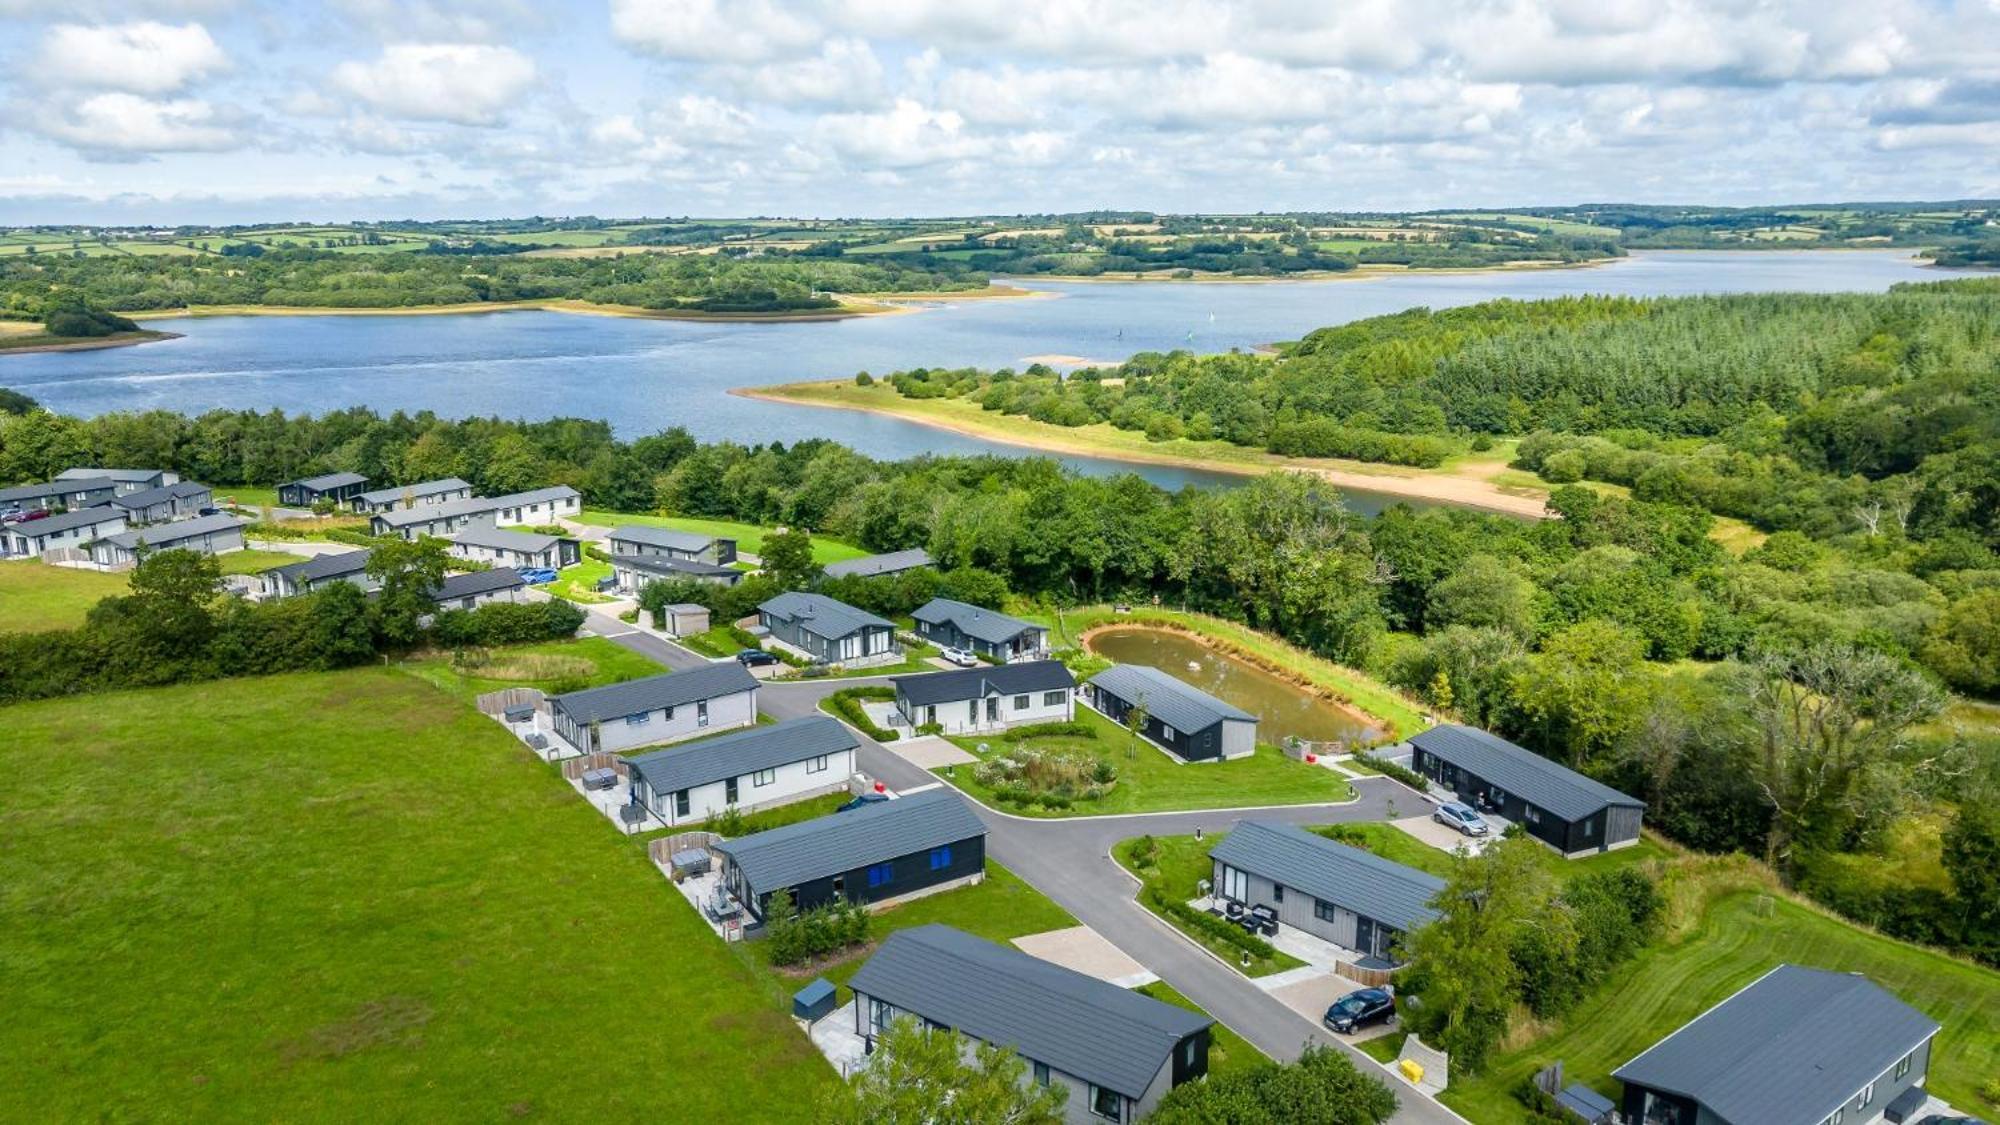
[626, 713, 652, 732]
[1159, 726, 1173, 742]
[1089, 1085, 1123, 1121]
[1273, 884, 1284, 903]
[753, 768, 776, 787]
[869, 998, 892, 1032]
[867, 862, 894, 887]
[1894, 1051, 1913, 1079]
[807, 755, 829, 774]
[1583, 819, 1595, 838]
[1044, 691, 1066, 706]
[929, 846, 952, 870]
[1033, 1061, 1051, 1087]
[1314, 898, 1337, 923]
[674, 790, 690, 817]
[1014, 695, 1030, 710]
[1524, 807, 1542, 825]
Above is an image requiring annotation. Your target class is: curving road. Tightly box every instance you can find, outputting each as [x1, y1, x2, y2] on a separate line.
[584, 613, 1465, 1124]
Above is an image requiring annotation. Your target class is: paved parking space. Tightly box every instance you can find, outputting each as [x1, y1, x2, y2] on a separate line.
[887, 735, 978, 769]
[1390, 813, 1492, 856]
[1012, 925, 1158, 988]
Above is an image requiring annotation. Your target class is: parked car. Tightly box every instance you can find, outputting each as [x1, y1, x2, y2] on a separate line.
[735, 649, 780, 667]
[3, 508, 50, 524]
[517, 567, 559, 584]
[940, 646, 979, 667]
[1433, 801, 1490, 837]
[1323, 988, 1397, 1034]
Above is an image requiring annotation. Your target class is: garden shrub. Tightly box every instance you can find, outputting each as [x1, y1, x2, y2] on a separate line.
[974, 746, 1115, 805]
[825, 686, 900, 742]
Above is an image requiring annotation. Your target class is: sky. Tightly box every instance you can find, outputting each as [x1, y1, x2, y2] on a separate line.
[2, 0, 1998, 225]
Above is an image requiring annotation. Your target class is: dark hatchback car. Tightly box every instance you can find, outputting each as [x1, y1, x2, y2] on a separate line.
[735, 649, 780, 667]
[1323, 988, 1396, 1034]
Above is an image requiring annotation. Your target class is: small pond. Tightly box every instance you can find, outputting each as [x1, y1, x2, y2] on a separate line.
[1085, 626, 1377, 747]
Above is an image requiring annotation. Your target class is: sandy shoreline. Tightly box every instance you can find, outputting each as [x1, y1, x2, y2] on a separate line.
[734, 383, 1552, 518]
[0, 329, 183, 356]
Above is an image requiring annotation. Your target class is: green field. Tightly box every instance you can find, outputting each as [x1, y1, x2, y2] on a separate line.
[546, 556, 614, 603]
[1435, 883, 2000, 1121]
[938, 704, 1355, 817]
[0, 560, 128, 632]
[1113, 832, 1306, 978]
[0, 668, 835, 1119]
[216, 548, 308, 576]
[1314, 821, 1672, 881]
[576, 509, 869, 563]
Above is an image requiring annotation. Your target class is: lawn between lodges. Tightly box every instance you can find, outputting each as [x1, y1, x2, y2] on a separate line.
[936, 705, 1355, 818]
[0, 667, 835, 1119]
[0, 550, 300, 634]
[573, 508, 870, 564]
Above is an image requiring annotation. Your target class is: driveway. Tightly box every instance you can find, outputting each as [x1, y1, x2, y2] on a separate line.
[579, 609, 709, 671]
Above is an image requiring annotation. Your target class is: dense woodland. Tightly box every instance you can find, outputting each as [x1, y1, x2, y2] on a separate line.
[0, 251, 981, 318]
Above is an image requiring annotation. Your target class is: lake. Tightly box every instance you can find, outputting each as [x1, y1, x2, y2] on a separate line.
[1086, 626, 1378, 747]
[2, 249, 1960, 503]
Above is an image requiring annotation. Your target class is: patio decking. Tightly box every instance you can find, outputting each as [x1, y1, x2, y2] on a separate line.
[567, 771, 667, 834]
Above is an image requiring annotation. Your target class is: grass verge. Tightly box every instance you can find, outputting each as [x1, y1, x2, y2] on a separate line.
[0, 559, 127, 631]
[1113, 832, 1307, 979]
[1136, 981, 1269, 1078]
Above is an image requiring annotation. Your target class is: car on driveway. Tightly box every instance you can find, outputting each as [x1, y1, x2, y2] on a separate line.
[1323, 988, 1396, 1034]
[735, 649, 780, 667]
[940, 646, 979, 667]
[1433, 801, 1490, 837]
[517, 567, 559, 584]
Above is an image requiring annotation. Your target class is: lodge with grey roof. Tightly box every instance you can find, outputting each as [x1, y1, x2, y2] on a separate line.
[822, 548, 934, 580]
[1408, 724, 1644, 857]
[848, 924, 1213, 1125]
[111, 481, 212, 525]
[0, 506, 128, 558]
[606, 524, 737, 566]
[1614, 964, 1942, 1125]
[1210, 820, 1444, 965]
[610, 550, 743, 591]
[368, 485, 581, 539]
[0, 477, 118, 514]
[448, 526, 579, 570]
[1084, 663, 1257, 762]
[912, 597, 1047, 661]
[278, 472, 368, 508]
[627, 715, 856, 833]
[260, 549, 374, 599]
[757, 591, 898, 666]
[87, 513, 248, 567]
[548, 663, 760, 754]
[56, 467, 175, 494]
[892, 659, 1076, 734]
[347, 477, 472, 515]
[712, 788, 985, 923]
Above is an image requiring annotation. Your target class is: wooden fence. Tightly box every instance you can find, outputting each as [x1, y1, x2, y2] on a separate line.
[560, 752, 627, 782]
[648, 831, 723, 868]
[474, 686, 544, 719]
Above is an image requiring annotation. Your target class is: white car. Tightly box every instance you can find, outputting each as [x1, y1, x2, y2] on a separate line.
[941, 646, 979, 667]
[1433, 801, 1490, 837]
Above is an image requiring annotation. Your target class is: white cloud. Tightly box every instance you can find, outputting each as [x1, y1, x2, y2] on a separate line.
[37, 21, 228, 94]
[37, 92, 242, 154]
[609, 0, 820, 63]
[730, 38, 886, 109]
[332, 43, 537, 126]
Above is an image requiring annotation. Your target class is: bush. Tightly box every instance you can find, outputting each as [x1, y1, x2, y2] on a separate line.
[1359, 750, 1429, 793]
[974, 745, 1115, 805]
[764, 891, 871, 967]
[854, 371, 874, 386]
[1148, 887, 1281, 962]
[1002, 720, 1095, 741]
[825, 686, 899, 742]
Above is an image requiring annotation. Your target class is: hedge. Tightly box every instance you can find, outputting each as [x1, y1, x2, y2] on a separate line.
[824, 685, 899, 742]
[1145, 886, 1280, 962]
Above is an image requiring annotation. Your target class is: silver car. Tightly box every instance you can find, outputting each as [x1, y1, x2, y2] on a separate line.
[1434, 801, 1490, 836]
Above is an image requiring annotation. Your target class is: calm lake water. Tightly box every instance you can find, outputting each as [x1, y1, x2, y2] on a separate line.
[1087, 626, 1377, 746]
[4, 250, 1961, 503]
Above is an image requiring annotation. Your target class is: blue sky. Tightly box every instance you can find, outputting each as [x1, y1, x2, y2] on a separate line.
[3, 0, 1998, 224]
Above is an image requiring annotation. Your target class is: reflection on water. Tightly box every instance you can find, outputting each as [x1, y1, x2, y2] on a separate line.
[1086, 626, 1376, 746]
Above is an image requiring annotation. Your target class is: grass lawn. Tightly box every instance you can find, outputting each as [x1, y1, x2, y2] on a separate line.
[400, 635, 663, 705]
[772, 643, 941, 681]
[1311, 822, 1675, 882]
[215, 485, 280, 510]
[216, 547, 306, 575]
[938, 706, 1353, 817]
[0, 668, 834, 1119]
[1135, 981, 1268, 1078]
[546, 556, 614, 603]
[1113, 833, 1307, 979]
[1046, 605, 1427, 741]
[1441, 879, 2000, 1122]
[0, 559, 127, 631]
[680, 625, 747, 658]
[575, 509, 869, 564]
[740, 860, 1080, 1000]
